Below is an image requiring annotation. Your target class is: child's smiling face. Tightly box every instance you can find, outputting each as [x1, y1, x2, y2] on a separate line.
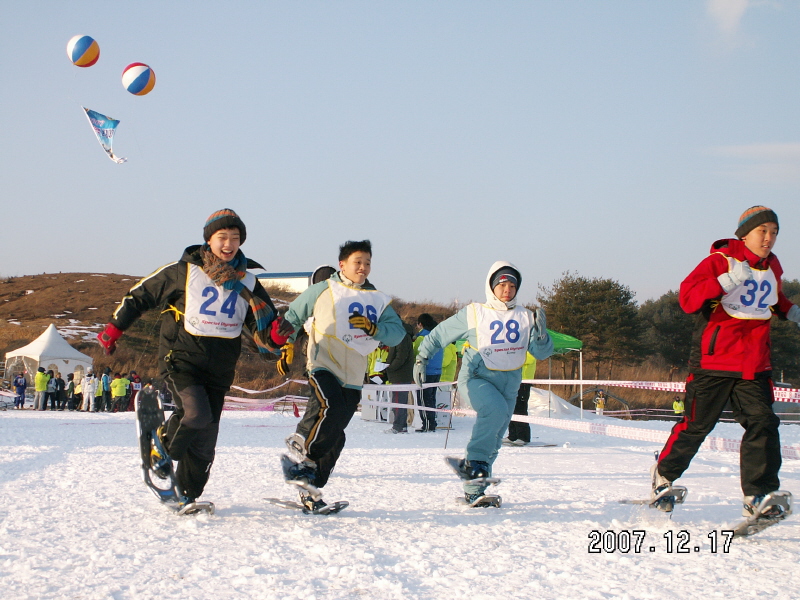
[208, 228, 241, 262]
[741, 222, 778, 259]
[339, 251, 371, 285]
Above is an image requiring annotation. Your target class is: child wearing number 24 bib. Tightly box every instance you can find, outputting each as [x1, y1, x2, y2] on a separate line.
[97, 209, 285, 505]
[415, 261, 554, 502]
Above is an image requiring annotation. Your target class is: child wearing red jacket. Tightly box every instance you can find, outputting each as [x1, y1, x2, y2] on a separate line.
[652, 207, 799, 517]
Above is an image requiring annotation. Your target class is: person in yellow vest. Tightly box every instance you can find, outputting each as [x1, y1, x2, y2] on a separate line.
[440, 343, 458, 383]
[594, 390, 607, 416]
[111, 373, 131, 412]
[94, 378, 104, 413]
[367, 345, 390, 383]
[673, 395, 685, 416]
[504, 352, 537, 446]
[33, 367, 50, 411]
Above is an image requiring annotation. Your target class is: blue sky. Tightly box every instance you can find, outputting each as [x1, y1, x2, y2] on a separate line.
[3, 1, 800, 306]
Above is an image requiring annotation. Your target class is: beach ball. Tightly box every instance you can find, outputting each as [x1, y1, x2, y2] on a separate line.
[66, 35, 100, 67]
[122, 63, 156, 96]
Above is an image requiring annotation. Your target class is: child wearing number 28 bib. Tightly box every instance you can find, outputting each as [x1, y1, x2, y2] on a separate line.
[97, 209, 285, 505]
[415, 261, 554, 503]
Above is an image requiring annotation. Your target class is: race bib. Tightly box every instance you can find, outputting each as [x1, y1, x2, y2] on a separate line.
[720, 258, 778, 320]
[468, 303, 532, 371]
[327, 280, 391, 355]
[183, 264, 255, 338]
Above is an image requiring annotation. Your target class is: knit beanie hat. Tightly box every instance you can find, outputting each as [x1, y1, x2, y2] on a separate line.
[203, 209, 247, 244]
[491, 267, 520, 290]
[735, 206, 779, 239]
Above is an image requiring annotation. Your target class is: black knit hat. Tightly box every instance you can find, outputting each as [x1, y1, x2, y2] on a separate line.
[735, 206, 779, 239]
[203, 209, 247, 244]
[491, 267, 521, 290]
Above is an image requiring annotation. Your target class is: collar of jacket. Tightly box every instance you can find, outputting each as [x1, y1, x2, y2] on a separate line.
[332, 271, 376, 290]
[181, 244, 265, 270]
[710, 238, 775, 270]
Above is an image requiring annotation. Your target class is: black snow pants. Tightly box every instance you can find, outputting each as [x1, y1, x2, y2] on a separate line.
[507, 383, 531, 443]
[657, 373, 781, 496]
[163, 372, 227, 499]
[295, 369, 361, 488]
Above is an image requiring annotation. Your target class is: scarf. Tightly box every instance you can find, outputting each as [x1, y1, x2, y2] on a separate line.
[201, 247, 275, 354]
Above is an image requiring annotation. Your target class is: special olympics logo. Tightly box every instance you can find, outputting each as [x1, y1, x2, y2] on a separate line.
[342, 334, 353, 343]
[483, 348, 492, 358]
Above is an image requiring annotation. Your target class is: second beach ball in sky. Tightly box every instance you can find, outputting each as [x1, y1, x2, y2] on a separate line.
[122, 63, 156, 96]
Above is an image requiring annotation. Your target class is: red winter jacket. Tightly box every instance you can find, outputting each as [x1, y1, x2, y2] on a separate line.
[680, 238, 795, 380]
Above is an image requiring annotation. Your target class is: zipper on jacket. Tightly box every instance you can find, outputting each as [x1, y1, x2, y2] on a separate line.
[706, 325, 720, 356]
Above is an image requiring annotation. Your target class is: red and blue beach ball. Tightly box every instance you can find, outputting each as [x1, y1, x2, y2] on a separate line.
[66, 35, 100, 67]
[122, 63, 156, 96]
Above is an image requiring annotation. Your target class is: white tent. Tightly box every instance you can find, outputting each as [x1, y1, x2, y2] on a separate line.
[5, 324, 93, 384]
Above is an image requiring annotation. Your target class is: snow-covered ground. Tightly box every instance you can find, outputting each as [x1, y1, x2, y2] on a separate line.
[1, 406, 799, 600]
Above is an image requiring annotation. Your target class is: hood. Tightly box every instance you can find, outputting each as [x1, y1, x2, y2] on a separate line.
[710, 238, 774, 268]
[484, 261, 522, 310]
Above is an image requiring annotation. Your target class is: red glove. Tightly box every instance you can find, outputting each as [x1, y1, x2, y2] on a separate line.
[271, 318, 292, 346]
[97, 323, 123, 355]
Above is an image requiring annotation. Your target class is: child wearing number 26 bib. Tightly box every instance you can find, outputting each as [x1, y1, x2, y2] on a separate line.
[415, 261, 554, 501]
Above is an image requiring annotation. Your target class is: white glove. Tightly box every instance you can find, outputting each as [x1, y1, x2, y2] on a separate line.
[717, 260, 752, 294]
[533, 307, 548, 341]
[413, 356, 427, 386]
[787, 305, 800, 328]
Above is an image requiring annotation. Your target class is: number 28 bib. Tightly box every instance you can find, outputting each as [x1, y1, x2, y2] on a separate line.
[183, 264, 255, 338]
[720, 258, 778, 320]
[467, 303, 532, 371]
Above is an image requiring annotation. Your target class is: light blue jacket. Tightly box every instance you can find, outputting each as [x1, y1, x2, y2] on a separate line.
[417, 261, 554, 397]
[284, 272, 406, 389]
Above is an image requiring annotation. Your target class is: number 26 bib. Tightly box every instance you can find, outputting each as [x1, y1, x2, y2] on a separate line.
[327, 280, 391, 356]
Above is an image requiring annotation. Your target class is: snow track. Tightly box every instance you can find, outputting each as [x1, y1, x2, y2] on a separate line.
[1, 411, 798, 599]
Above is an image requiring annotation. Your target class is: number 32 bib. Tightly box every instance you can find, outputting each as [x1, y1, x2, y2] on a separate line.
[467, 303, 532, 371]
[183, 264, 255, 338]
[720, 258, 778, 320]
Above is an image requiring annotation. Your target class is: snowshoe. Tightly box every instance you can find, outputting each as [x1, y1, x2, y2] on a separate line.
[460, 492, 502, 508]
[175, 496, 215, 516]
[284, 432, 307, 463]
[649, 463, 687, 513]
[444, 457, 501, 485]
[136, 386, 181, 503]
[280, 454, 323, 500]
[733, 491, 792, 538]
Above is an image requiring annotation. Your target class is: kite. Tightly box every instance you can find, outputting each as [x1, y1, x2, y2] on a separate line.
[82, 107, 127, 164]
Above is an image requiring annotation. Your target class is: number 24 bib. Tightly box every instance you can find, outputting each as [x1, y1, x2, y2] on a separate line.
[183, 264, 254, 338]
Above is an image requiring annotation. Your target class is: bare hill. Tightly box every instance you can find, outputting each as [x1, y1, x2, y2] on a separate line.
[0, 273, 458, 392]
